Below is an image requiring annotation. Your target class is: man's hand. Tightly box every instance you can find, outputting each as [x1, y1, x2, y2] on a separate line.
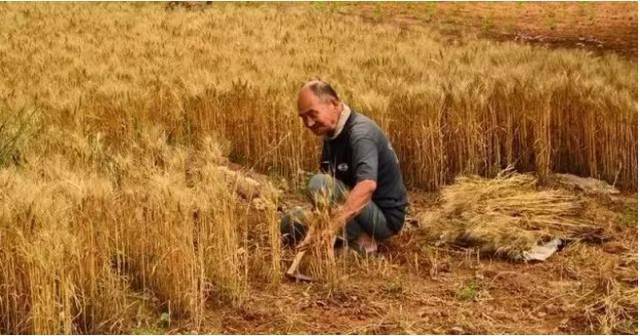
[328, 216, 347, 234]
[299, 180, 376, 253]
[320, 229, 337, 251]
[318, 214, 347, 249]
[330, 179, 376, 232]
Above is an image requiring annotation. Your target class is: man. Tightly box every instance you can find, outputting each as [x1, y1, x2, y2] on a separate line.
[281, 80, 407, 253]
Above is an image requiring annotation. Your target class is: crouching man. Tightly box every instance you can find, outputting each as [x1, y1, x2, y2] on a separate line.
[281, 80, 408, 254]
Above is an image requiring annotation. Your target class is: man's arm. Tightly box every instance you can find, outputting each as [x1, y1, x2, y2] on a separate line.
[330, 179, 376, 232]
[329, 132, 379, 232]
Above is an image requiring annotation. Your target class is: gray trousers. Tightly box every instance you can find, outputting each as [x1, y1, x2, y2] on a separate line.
[283, 174, 395, 243]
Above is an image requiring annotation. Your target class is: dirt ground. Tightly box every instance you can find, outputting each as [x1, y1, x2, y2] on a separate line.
[338, 2, 637, 58]
[166, 189, 637, 334]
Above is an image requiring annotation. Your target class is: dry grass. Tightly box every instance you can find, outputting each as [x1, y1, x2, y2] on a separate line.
[300, 208, 342, 286]
[286, 183, 349, 288]
[559, 242, 638, 334]
[419, 168, 599, 260]
[0, 2, 636, 334]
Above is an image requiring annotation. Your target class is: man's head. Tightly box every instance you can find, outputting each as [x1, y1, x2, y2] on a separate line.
[297, 80, 342, 136]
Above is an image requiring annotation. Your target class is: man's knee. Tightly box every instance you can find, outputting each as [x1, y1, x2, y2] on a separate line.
[307, 174, 346, 205]
[307, 174, 333, 196]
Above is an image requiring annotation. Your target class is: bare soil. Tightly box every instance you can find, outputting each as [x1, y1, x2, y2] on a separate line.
[339, 2, 638, 58]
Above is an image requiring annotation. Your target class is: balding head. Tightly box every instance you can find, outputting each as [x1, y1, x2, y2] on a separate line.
[299, 80, 340, 103]
[297, 80, 343, 137]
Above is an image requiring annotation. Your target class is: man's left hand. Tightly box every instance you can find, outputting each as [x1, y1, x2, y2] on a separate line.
[320, 217, 345, 246]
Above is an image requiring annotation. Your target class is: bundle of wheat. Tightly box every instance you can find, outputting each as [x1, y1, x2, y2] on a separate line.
[419, 168, 599, 261]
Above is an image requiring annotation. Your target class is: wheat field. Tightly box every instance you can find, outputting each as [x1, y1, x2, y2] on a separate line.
[0, 2, 637, 334]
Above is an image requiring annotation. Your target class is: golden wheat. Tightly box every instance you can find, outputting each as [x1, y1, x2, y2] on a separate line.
[0, 2, 636, 333]
[0, 3, 635, 190]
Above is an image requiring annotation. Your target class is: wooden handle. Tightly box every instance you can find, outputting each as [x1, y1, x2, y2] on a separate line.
[286, 250, 307, 276]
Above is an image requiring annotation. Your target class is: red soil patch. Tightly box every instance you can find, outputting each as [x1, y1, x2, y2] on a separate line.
[342, 2, 638, 58]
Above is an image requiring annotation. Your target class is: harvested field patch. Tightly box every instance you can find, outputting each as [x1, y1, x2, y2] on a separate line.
[343, 2, 638, 57]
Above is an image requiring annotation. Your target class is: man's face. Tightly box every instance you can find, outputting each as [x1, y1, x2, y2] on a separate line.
[297, 89, 340, 136]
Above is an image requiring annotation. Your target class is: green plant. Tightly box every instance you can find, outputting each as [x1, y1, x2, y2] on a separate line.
[0, 107, 39, 167]
[457, 280, 479, 301]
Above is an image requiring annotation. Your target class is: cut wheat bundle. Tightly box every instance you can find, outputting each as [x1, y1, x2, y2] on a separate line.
[419, 167, 603, 261]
